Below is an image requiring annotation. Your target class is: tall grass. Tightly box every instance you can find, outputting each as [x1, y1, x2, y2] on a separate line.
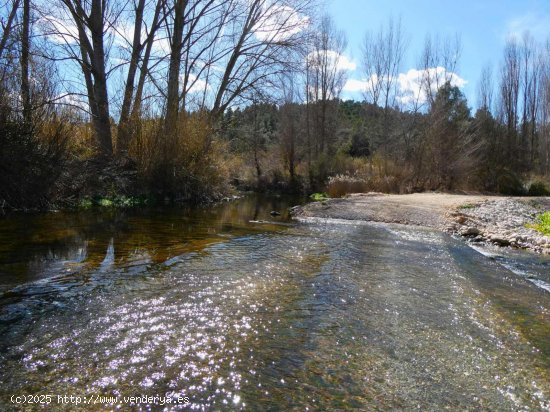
[129, 112, 232, 202]
[325, 154, 414, 197]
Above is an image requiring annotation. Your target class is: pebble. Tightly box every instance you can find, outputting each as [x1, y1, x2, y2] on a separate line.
[448, 199, 549, 254]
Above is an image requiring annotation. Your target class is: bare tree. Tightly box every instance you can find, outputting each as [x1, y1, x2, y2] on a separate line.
[279, 72, 299, 181]
[519, 32, 542, 166]
[163, 0, 186, 139]
[538, 38, 550, 175]
[129, 0, 165, 121]
[498, 37, 521, 168]
[477, 64, 493, 111]
[160, 0, 228, 161]
[210, 0, 312, 116]
[178, 0, 229, 111]
[419, 33, 462, 108]
[44, 0, 118, 158]
[0, 0, 21, 62]
[20, 0, 30, 124]
[361, 16, 406, 167]
[306, 14, 346, 156]
[116, 0, 166, 154]
[361, 15, 406, 110]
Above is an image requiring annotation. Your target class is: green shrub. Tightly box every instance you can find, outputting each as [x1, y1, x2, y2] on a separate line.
[80, 195, 149, 208]
[79, 198, 93, 209]
[527, 181, 550, 196]
[496, 170, 525, 196]
[309, 192, 330, 201]
[526, 212, 550, 236]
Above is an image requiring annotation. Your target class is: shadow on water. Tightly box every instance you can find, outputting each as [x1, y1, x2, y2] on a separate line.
[0, 194, 301, 289]
[0, 194, 304, 348]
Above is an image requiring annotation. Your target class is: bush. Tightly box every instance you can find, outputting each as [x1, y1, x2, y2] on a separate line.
[526, 212, 550, 236]
[129, 112, 230, 202]
[326, 175, 370, 197]
[527, 181, 550, 196]
[0, 103, 69, 209]
[309, 192, 330, 201]
[495, 170, 526, 196]
[348, 133, 370, 157]
[78, 195, 149, 208]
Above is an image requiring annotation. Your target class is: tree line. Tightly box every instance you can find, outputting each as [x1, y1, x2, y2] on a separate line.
[222, 20, 550, 196]
[1, 1, 549, 209]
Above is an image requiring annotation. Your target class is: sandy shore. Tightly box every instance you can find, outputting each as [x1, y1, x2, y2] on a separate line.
[292, 192, 550, 254]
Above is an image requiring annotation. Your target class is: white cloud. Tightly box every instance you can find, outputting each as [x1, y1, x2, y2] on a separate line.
[397, 67, 467, 106]
[188, 78, 209, 94]
[307, 50, 357, 72]
[343, 66, 467, 107]
[336, 54, 357, 71]
[254, 5, 310, 42]
[507, 12, 550, 41]
[57, 93, 89, 113]
[40, 15, 80, 44]
[180, 73, 210, 94]
[343, 78, 368, 92]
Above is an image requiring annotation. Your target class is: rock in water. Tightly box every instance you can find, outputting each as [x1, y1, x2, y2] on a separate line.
[460, 227, 480, 236]
[270, 211, 281, 216]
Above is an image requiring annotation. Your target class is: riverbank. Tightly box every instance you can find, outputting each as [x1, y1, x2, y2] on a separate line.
[291, 193, 550, 254]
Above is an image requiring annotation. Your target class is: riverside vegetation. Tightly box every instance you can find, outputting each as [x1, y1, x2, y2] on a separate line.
[528, 211, 550, 236]
[1, 3, 550, 211]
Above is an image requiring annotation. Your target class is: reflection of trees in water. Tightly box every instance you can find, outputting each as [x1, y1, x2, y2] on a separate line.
[0, 195, 303, 285]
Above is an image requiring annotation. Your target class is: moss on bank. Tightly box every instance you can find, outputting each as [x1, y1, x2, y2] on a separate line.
[78, 195, 152, 209]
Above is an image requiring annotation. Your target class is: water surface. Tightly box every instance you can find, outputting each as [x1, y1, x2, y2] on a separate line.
[0, 196, 548, 410]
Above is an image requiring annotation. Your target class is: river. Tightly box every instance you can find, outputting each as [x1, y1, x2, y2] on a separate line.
[0, 195, 548, 410]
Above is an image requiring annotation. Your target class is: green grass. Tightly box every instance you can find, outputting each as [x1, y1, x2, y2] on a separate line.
[78, 195, 150, 209]
[309, 192, 330, 201]
[458, 203, 475, 209]
[526, 211, 550, 236]
[78, 198, 93, 209]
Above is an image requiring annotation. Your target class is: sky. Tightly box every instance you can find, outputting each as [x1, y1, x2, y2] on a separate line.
[326, 0, 550, 109]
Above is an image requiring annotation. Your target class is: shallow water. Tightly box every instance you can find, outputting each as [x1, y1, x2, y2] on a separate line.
[0, 196, 549, 410]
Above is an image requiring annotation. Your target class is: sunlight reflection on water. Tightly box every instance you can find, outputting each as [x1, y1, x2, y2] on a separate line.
[0, 197, 549, 410]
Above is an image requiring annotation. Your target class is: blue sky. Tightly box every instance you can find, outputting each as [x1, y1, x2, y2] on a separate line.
[326, 0, 550, 108]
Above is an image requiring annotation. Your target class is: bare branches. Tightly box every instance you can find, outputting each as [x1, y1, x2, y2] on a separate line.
[477, 64, 493, 112]
[210, 0, 312, 115]
[305, 14, 346, 156]
[419, 33, 462, 108]
[0, 0, 20, 60]
[361, 15, 406, 110]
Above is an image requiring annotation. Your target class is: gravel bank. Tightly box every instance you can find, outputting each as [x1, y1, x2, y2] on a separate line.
[292, 193, 550, 254]
[446, 198, 550, 254]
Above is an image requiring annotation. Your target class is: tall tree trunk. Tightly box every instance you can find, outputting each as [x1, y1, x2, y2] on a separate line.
[64, 0, 113, 158]
[89, 0, 112, 158]
[20, 0, 31, 126]
[131, 0, 163, 121]
[116, 0, 146, 155]
[0, 0, 20, 61]
[164, 0, 186, 141]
